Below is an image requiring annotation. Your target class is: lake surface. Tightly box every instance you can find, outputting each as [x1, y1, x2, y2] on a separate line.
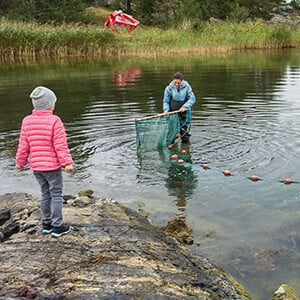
[0, 50, 299, 299]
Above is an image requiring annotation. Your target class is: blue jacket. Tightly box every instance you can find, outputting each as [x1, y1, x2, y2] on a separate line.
[163, 80, 196, 125]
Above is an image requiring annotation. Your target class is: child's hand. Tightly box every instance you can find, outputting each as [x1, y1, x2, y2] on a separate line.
[16, 164, 24, 170]
[64, 164, 74, 173]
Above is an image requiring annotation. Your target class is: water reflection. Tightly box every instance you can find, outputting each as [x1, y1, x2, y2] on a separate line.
[136, 142, 198, 220]
[165, 144, 198, 220]
[111, 68, 142, 89]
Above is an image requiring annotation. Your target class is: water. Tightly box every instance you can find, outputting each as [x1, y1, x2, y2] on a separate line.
[1, 51, 300, 299]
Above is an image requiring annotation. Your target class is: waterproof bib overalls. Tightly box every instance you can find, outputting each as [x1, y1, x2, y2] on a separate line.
[170, 99, 191, 143]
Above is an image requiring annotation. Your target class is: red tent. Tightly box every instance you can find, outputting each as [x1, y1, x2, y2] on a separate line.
[104, 10, 140, 33]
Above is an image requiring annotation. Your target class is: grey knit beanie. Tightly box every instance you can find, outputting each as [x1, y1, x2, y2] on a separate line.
[30, 86, 57, 110]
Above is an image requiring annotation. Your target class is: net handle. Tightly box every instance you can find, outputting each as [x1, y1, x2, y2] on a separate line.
[137, 110, 180, 121]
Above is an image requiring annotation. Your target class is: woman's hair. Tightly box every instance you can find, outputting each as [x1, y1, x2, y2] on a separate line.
[173, 72, 184, 81]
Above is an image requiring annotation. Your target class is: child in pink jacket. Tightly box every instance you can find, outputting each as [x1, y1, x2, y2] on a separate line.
[16, 86, 74, 238]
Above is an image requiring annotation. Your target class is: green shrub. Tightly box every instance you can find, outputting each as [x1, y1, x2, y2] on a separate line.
[227, 3, 250, 23]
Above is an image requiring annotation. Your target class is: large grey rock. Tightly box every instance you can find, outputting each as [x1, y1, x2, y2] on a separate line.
[268, 14, 298, 26]
[271, 284, 299, 300]
[0, 193, 250, 300]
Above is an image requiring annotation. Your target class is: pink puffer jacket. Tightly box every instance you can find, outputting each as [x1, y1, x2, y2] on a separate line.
[16, 109, 73, 171]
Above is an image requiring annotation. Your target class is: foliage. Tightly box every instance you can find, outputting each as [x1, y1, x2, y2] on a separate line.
[110, 0, 284, 27]
[0, 17, 299, 61]
[290, 0, 300, 9]
[237, 0, 275, 20]
[0, 0, 88, 24]
[178, 0, 210, 24]
[0, 0, 293, 27]
[0, 19, 115, 59]
[83, 6, 112, 24]
[227, 3, 250, 22]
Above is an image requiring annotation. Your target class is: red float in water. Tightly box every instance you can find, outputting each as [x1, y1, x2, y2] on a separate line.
[283, 178, 292, 184]
[178, 159, 184, 164]
[250, 175, 259, 181]
[223, 170, 231, 176]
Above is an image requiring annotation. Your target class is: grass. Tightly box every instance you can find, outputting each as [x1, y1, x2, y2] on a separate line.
[0, 19, 116, 60]
[1, 17, 300, 61]
[124, 20, 300, 57]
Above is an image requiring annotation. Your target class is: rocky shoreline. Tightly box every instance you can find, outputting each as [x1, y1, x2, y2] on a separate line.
[0, 192, 298, 299]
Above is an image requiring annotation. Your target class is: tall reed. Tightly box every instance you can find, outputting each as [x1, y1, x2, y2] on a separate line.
[122, 20, 299, 57]
[1, 18, 300, 61]
[0, 19, 116, 60]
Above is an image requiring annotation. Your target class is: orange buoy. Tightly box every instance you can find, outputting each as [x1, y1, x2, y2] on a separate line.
[223, 170, 231, 176]
[181, 149, 187, 154]
[168, 144, 173, 149]
[283, 178, 292, 184]
[178, 159, 184, 164]
[171, 154, 178, 160]
[176, 133, 181, 138]
[202, 164, 209, 169]
[250, 175, 259, 181]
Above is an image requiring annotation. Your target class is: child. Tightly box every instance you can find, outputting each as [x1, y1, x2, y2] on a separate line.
[16, 86, 74, 238]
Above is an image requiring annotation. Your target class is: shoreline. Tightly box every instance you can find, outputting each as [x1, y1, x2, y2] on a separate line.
[1, 192, 298, 299]
[0, 192, 251, 300]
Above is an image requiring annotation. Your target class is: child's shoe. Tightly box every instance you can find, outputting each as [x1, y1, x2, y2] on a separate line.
[51, 225, 71, 238]
[42, 223, 53, 234]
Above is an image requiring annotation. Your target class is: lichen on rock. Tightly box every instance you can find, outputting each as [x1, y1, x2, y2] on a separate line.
[271, 284, 299, 300]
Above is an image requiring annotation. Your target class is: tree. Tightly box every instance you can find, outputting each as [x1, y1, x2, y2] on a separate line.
[1, 0, 87, 23]
[0, 0, 288, 25]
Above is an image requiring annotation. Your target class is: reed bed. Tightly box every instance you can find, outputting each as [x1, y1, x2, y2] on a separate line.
[123, 20, 300, 57]
[1, 18, 300, 61]
[0, 19, 116, 60]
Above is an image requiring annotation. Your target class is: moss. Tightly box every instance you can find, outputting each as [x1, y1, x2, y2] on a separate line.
[227, 274, 251, 300]
[77, 189, 94, 198]
[161, 219, 193, 245]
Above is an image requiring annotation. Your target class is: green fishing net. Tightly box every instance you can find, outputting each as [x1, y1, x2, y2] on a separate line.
[135, 113, 180, 150]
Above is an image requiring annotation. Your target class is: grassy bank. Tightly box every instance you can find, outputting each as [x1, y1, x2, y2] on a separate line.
[1, 18, 300, 60]
[126, 20, 300, 56]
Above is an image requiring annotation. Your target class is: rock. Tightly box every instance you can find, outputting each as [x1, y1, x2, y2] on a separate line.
[0, 193, 250, 300]
[0, 193, 39, 242]
[209, 17, 223, 24]
[161, 218, 194, 245]
[268, 14, 297, 26]
[63, 194, 76, 204]
[0, 209, 10, 226]
[137, 208, 149, 218]
[272, 6, 294, 15]
[77, 188, 94, 198]
[271, 284, 298, 300]
[134, 200, 145, 207]
[71, 196, 95, 207]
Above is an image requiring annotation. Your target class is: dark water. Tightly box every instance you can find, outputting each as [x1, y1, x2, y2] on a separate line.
[0, 51, 300, 299]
